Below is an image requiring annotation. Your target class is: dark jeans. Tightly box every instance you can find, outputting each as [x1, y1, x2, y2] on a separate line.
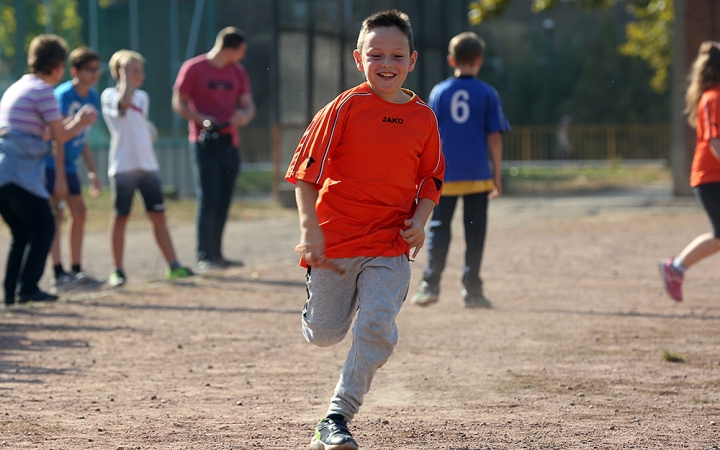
[191, 139, 240, 262]
[0, 184, 55, 301]
[422, 192, 489, 295]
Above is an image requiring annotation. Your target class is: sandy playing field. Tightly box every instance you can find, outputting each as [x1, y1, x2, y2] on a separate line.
[1, 185, 719, 449]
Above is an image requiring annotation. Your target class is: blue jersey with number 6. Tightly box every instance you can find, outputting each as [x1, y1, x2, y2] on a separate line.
[428, 75, 510, 183]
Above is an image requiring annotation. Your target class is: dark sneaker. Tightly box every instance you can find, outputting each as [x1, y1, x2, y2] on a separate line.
[219, 258, 244, 268]
[658, 258, 683, 302]
[309, 414, 358, 450]
[411, 280, 439, 306]
[462, 288, 492, 309]
[18, 290, 58, 304]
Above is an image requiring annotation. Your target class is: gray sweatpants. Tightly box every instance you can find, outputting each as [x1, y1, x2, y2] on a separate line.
[302, 255, 411, 421]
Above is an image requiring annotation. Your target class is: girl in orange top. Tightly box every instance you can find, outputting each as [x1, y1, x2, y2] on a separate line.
[659, 41, 720, 302]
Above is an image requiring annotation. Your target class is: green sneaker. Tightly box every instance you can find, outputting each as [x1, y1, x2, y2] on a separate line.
[108, 270, 126, 288]
[167, 266, 194, 280]
[309, 414, 358, 450]
[462, 288, 492, 309]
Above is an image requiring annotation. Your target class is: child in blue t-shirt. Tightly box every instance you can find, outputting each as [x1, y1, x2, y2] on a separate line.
[45, 47, 104, 292]
[412, 31, 510, 309]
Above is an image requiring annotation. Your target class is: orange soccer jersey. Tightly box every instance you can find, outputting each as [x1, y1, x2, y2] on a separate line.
[691, 86, 720, 187]
[286, 83, 445, 259]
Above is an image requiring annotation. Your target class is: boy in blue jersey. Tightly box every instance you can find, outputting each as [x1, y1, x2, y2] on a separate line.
[45, 47, 104, 291]
[412, 32, 509, 308]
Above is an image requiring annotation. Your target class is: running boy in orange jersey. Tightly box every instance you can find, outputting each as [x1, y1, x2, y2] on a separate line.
[286, 10, 444, 450]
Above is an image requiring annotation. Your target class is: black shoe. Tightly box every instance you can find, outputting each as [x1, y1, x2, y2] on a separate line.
[309, 414, 358, 450]
[219, 258, 244, 268]
[18, 290, 58, 304]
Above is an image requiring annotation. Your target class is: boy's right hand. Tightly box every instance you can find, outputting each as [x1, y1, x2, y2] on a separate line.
[295, 226, 345, 275]
[76, 105, 98, 126]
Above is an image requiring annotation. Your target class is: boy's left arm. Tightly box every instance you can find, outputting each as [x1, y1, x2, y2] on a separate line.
[400, 198, 436, 258]
[488, 131, 502, 199]
[402, 116, 445, 257]
[80, 142, 101, 198]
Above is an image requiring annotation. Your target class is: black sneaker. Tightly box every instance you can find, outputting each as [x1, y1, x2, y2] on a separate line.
[462, 288, 492, 309]
[219, 258, 244, 268]
[309, 414, 358, 450]
[18, 290, 58, 304]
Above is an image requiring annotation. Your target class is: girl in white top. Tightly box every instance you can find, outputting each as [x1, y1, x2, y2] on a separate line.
[100, 50, 192, 287]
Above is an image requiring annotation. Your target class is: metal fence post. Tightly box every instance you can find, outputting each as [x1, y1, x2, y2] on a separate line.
[522, 128, 532, 161]
[607, 127, 616, 161]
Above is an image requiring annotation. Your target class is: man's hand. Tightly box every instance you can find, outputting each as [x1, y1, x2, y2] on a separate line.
[399, 218, 426, 258]
[229, 109, 251, 127]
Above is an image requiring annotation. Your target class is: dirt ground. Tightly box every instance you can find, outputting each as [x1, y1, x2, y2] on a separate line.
[1, 184, 719, 449]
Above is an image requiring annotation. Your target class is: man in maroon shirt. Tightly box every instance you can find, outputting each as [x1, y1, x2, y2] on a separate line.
[172, 27, 256, 270]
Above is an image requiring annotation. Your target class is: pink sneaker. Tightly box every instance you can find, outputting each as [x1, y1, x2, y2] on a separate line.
[658, 258, 684, 302]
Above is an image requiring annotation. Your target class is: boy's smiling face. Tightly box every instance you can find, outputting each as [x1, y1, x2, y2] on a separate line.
[354, 26, 417, 103]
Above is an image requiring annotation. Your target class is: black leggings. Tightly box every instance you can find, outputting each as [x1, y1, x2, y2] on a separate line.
[0, 184, 55, 301]
[694, 181, 720, 238]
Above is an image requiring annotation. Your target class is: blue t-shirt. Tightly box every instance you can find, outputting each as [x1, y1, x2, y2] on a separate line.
[428, 76, 510, 182]
[44, 81, 100, 173]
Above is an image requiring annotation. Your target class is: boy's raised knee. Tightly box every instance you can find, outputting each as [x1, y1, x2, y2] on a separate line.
[302, 321, 346, 348]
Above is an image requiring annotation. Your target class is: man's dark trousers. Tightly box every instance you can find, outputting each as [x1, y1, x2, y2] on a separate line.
[191, 138, 240, 263]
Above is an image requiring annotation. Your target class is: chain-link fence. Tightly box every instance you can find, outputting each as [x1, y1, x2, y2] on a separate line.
[0, 1, 671, 198]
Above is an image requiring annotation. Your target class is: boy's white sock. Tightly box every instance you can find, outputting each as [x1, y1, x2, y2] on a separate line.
[671, 257, 687, 275]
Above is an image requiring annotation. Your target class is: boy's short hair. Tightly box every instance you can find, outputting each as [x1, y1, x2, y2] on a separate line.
[108, 49, 145, 80]
[28, 34, 68, 75]
[357, 9, 414, 55]
[69, 47, 100, 70]
[449, 32, 485, 65]
[215, 26, 247, 50]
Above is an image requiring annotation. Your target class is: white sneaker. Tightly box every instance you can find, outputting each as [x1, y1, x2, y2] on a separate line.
[50, 273, 83, 293]
[73, 272, 105, 289]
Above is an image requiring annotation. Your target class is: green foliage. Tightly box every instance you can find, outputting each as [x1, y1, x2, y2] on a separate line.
[477, 16, 669, 125]
[501, 164, 671, 194]
[235, 170, 274, 196]
[662, 350, 684, 362]
[469, 0, 673, 93]
[0, 0, 83, 68]
[619, 0, 673, 93]
[562, 21, 670, 124]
